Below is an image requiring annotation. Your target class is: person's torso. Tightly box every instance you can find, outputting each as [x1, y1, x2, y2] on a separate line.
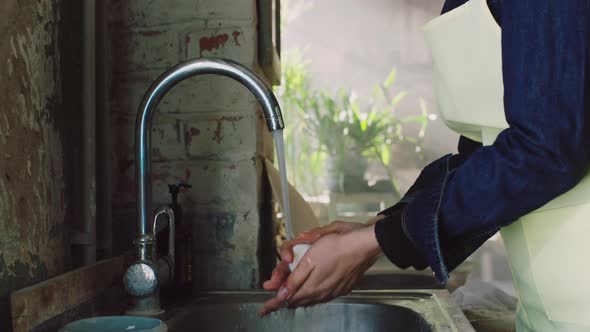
[425, 1, 590, 331]
[427, 0, 507, 144]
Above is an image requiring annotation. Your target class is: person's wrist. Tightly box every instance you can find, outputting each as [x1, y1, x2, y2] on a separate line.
[365, 214, 385, 226]
[348, 224, 382, 261]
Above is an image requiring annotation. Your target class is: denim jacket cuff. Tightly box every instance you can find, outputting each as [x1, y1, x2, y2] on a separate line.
[399, 154, 455, 283]
[378, 199, 411, 217]
[374, 205, 428, 270]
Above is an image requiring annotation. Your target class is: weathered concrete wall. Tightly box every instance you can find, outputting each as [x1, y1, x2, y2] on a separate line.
[108, 0, 275, 290]
[0, 0, 81, 330]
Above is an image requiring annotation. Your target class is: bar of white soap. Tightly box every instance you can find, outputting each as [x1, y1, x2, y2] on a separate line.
[289, 244, 311, 271]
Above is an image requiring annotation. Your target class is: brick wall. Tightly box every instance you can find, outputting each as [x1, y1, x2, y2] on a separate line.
[108, 0, 276, 290]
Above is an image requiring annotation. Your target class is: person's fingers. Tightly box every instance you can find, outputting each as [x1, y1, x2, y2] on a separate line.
[292, 223, 341, 246]
[259, 261, 313, 316]
[326, 220, 354, 232]
[278, 239, 296, 263]
[278, 233, 319, 262]
[289, 281, 351, 308]
[288, 288, 330, 308]
[262, 260, 290, 291]
[259, 294, 288, 316]
[288, 277, 329, 308]
[298, 228, 327, 241]
[287, 260, 360, 309]
[277, 257, 314, 302]
[294, 231, 322, 243]
[287, 290, 320, 308]
[280, 221, 356, 262]
[309, 221, 357, 237]
[288, 297, 321, 308]
[309, 222, 341, 236]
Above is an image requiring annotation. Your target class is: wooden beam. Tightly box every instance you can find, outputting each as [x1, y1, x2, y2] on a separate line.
[257, 0, 281, 85]
[10, 256, 125, 332]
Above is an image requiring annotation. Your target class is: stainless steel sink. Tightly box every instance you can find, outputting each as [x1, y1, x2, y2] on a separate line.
[165, 290, 474, 332]
[356, 273, 444, 290]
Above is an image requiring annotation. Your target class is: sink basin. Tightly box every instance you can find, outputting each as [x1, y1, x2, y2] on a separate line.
[358, 256, 444, 290]
[356, 273, 444, 290]
[59, 316, 167, 332]
[165, 290, 474, 332]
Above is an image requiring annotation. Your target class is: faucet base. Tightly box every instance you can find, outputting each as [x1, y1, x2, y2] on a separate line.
[126, 291, 165, 317]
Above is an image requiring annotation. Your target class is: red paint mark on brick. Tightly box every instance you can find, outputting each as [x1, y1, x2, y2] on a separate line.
[212, 115, 244, 144]
[232, 31, 241, 46]
[185, 127, 201, 144]
[199, 33, 229, 56]
[212, 122, 223, 144]
[152, 171, 171, 182]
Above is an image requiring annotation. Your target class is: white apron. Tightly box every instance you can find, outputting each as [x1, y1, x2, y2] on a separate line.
[424, 0, 590, 331]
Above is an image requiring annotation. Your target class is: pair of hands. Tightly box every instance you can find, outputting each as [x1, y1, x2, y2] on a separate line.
[258, 215, 385, 316]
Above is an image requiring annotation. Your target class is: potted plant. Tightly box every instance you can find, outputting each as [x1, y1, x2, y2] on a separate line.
[276, 56, 434, 198]
[307, 70, 432, 196]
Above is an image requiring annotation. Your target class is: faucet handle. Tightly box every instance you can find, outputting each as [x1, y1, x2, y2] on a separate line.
[152, 207, 175, 278]
[124, 262, 158, 297]
[168, 183, 192, 194]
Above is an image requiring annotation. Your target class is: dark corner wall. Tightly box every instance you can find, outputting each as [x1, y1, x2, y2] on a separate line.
[0, 1, 82, 330]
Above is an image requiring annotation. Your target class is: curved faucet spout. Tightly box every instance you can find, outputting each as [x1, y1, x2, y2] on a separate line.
[135, 58, 284, 239]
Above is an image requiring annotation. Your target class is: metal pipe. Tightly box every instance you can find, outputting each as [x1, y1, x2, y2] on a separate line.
[134, 58, 284, 242]
[81, 0, 97, 265]
[96, 0, 112, 258]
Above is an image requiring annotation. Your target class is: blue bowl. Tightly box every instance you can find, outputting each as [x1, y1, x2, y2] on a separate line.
[59, 316, 167, 332]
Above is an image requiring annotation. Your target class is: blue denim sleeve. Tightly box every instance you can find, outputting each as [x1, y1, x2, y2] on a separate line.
[376, 0, 590, 283]
[375, 137, 479, 273]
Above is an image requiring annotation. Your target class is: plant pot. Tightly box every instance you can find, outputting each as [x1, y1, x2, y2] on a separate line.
[326, 155, 369, 193]
[368, 179, 397, 194]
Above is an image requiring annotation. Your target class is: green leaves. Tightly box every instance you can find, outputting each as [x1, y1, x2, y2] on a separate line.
[380, 143, 391, 166]
[391, 91, 408, 107]
[276, 54, 435, 196]
[383, 69, 397, 88]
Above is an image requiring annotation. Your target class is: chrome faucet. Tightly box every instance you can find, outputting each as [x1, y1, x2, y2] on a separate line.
[123, 58, 285, 315]
[124, 206, 175, 316]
